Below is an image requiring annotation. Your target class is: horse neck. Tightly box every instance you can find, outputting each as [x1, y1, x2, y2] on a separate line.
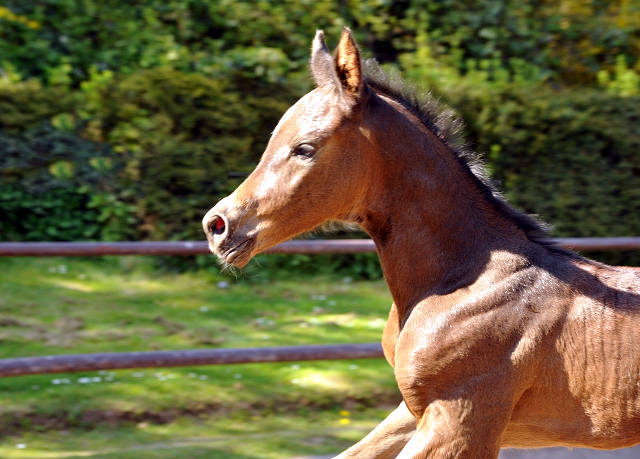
[359, 95, 528, 312]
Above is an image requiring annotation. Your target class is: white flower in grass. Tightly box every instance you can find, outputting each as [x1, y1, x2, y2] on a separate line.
[15, 443, 27, 449]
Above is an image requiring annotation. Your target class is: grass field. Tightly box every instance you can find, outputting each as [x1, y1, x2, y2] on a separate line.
[0, 256, 399, 458]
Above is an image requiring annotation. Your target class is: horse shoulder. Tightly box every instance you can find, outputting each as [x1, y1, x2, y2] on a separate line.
[393, 263, 570, 417]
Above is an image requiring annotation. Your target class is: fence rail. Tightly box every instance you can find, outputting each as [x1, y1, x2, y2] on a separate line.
[1, 237, 640, 257]
[0, 344, 384, 378]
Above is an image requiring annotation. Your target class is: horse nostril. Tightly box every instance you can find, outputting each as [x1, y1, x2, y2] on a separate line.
[209, 216, 226, 236]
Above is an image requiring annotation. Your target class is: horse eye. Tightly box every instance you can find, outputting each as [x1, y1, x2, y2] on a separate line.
[294, 144, 315, 158]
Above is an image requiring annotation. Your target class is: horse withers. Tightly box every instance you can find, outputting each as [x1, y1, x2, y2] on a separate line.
[203, 29, 640, 459]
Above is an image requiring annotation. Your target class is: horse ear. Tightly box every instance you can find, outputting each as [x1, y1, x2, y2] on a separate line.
[311, 30, 340, 88]
[334, 27, 363, 96]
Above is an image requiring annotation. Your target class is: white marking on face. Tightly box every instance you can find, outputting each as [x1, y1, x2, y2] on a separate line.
[254, 146, 289, 199]
[253, 88, 343, 202]
[272, 88, 340, 141]
[271, 105, 297, 139]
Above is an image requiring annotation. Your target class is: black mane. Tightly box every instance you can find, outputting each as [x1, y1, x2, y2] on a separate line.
[362, 59, 562, 250]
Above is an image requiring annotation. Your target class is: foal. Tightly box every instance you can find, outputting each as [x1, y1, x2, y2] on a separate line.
[203, 29, 640, 458]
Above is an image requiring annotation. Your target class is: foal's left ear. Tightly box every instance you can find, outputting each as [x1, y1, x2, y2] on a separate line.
[334, 28, 363, 97]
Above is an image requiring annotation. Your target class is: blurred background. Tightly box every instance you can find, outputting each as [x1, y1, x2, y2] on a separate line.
[0, 1, 639, 458]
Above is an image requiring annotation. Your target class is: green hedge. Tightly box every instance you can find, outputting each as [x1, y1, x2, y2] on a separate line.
[2, 1, 638, 87]
[0, 67, 297, 242]
[80, 67, 297, 240]
[0, 121, 135, 242]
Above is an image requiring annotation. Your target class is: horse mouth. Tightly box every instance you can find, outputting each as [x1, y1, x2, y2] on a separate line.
[220, 238, 255, 267]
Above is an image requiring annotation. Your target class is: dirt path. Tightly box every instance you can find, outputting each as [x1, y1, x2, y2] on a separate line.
[499, 446, 640, 459]
[292, 446, 640, 459]
[8, 434, 639, 458]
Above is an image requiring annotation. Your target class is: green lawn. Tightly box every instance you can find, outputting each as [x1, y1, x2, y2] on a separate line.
[0, 256, 399, 458]
[0, 409, 394, 458]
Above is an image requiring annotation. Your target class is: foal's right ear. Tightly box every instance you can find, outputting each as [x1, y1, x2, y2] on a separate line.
[310, 30, 340, 88]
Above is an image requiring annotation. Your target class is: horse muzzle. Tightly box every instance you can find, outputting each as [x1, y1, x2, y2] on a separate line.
[202, 199, 257, 267]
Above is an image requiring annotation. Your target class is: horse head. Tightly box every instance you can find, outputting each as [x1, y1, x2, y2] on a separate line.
[203, 29, 373, 267]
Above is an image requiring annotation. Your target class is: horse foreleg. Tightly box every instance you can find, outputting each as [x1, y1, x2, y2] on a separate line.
[333, 401, 416, 459]
[393, 398, 507, 459]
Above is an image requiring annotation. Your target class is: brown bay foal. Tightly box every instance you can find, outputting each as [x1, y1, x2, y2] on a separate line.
[203, 29, 640, 459]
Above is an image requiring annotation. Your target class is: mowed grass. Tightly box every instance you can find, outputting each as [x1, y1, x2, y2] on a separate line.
[0, 256, 399, 458]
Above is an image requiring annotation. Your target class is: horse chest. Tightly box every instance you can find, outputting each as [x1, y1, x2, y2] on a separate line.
[391, 302, 533, 408]
[381, 303, 401, 367]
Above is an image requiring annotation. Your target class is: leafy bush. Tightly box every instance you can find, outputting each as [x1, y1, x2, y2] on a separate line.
[0, 79, 75, 132]
[0, 66, 297, 242]
[0, 123, 135, 241]
[4, 1, 638, 89]
[76, 67, 297, 240]
[0, 0, 344, 88]
[379, 0, 640, 86]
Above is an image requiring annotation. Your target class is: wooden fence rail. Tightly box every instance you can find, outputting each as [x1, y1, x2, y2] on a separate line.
[0, 344, 385, 378]
[1, 237, 640, 257]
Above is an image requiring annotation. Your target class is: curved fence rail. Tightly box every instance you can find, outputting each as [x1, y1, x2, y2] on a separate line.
[0, 344, 384, 378]
[1, 237, 640, 257]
